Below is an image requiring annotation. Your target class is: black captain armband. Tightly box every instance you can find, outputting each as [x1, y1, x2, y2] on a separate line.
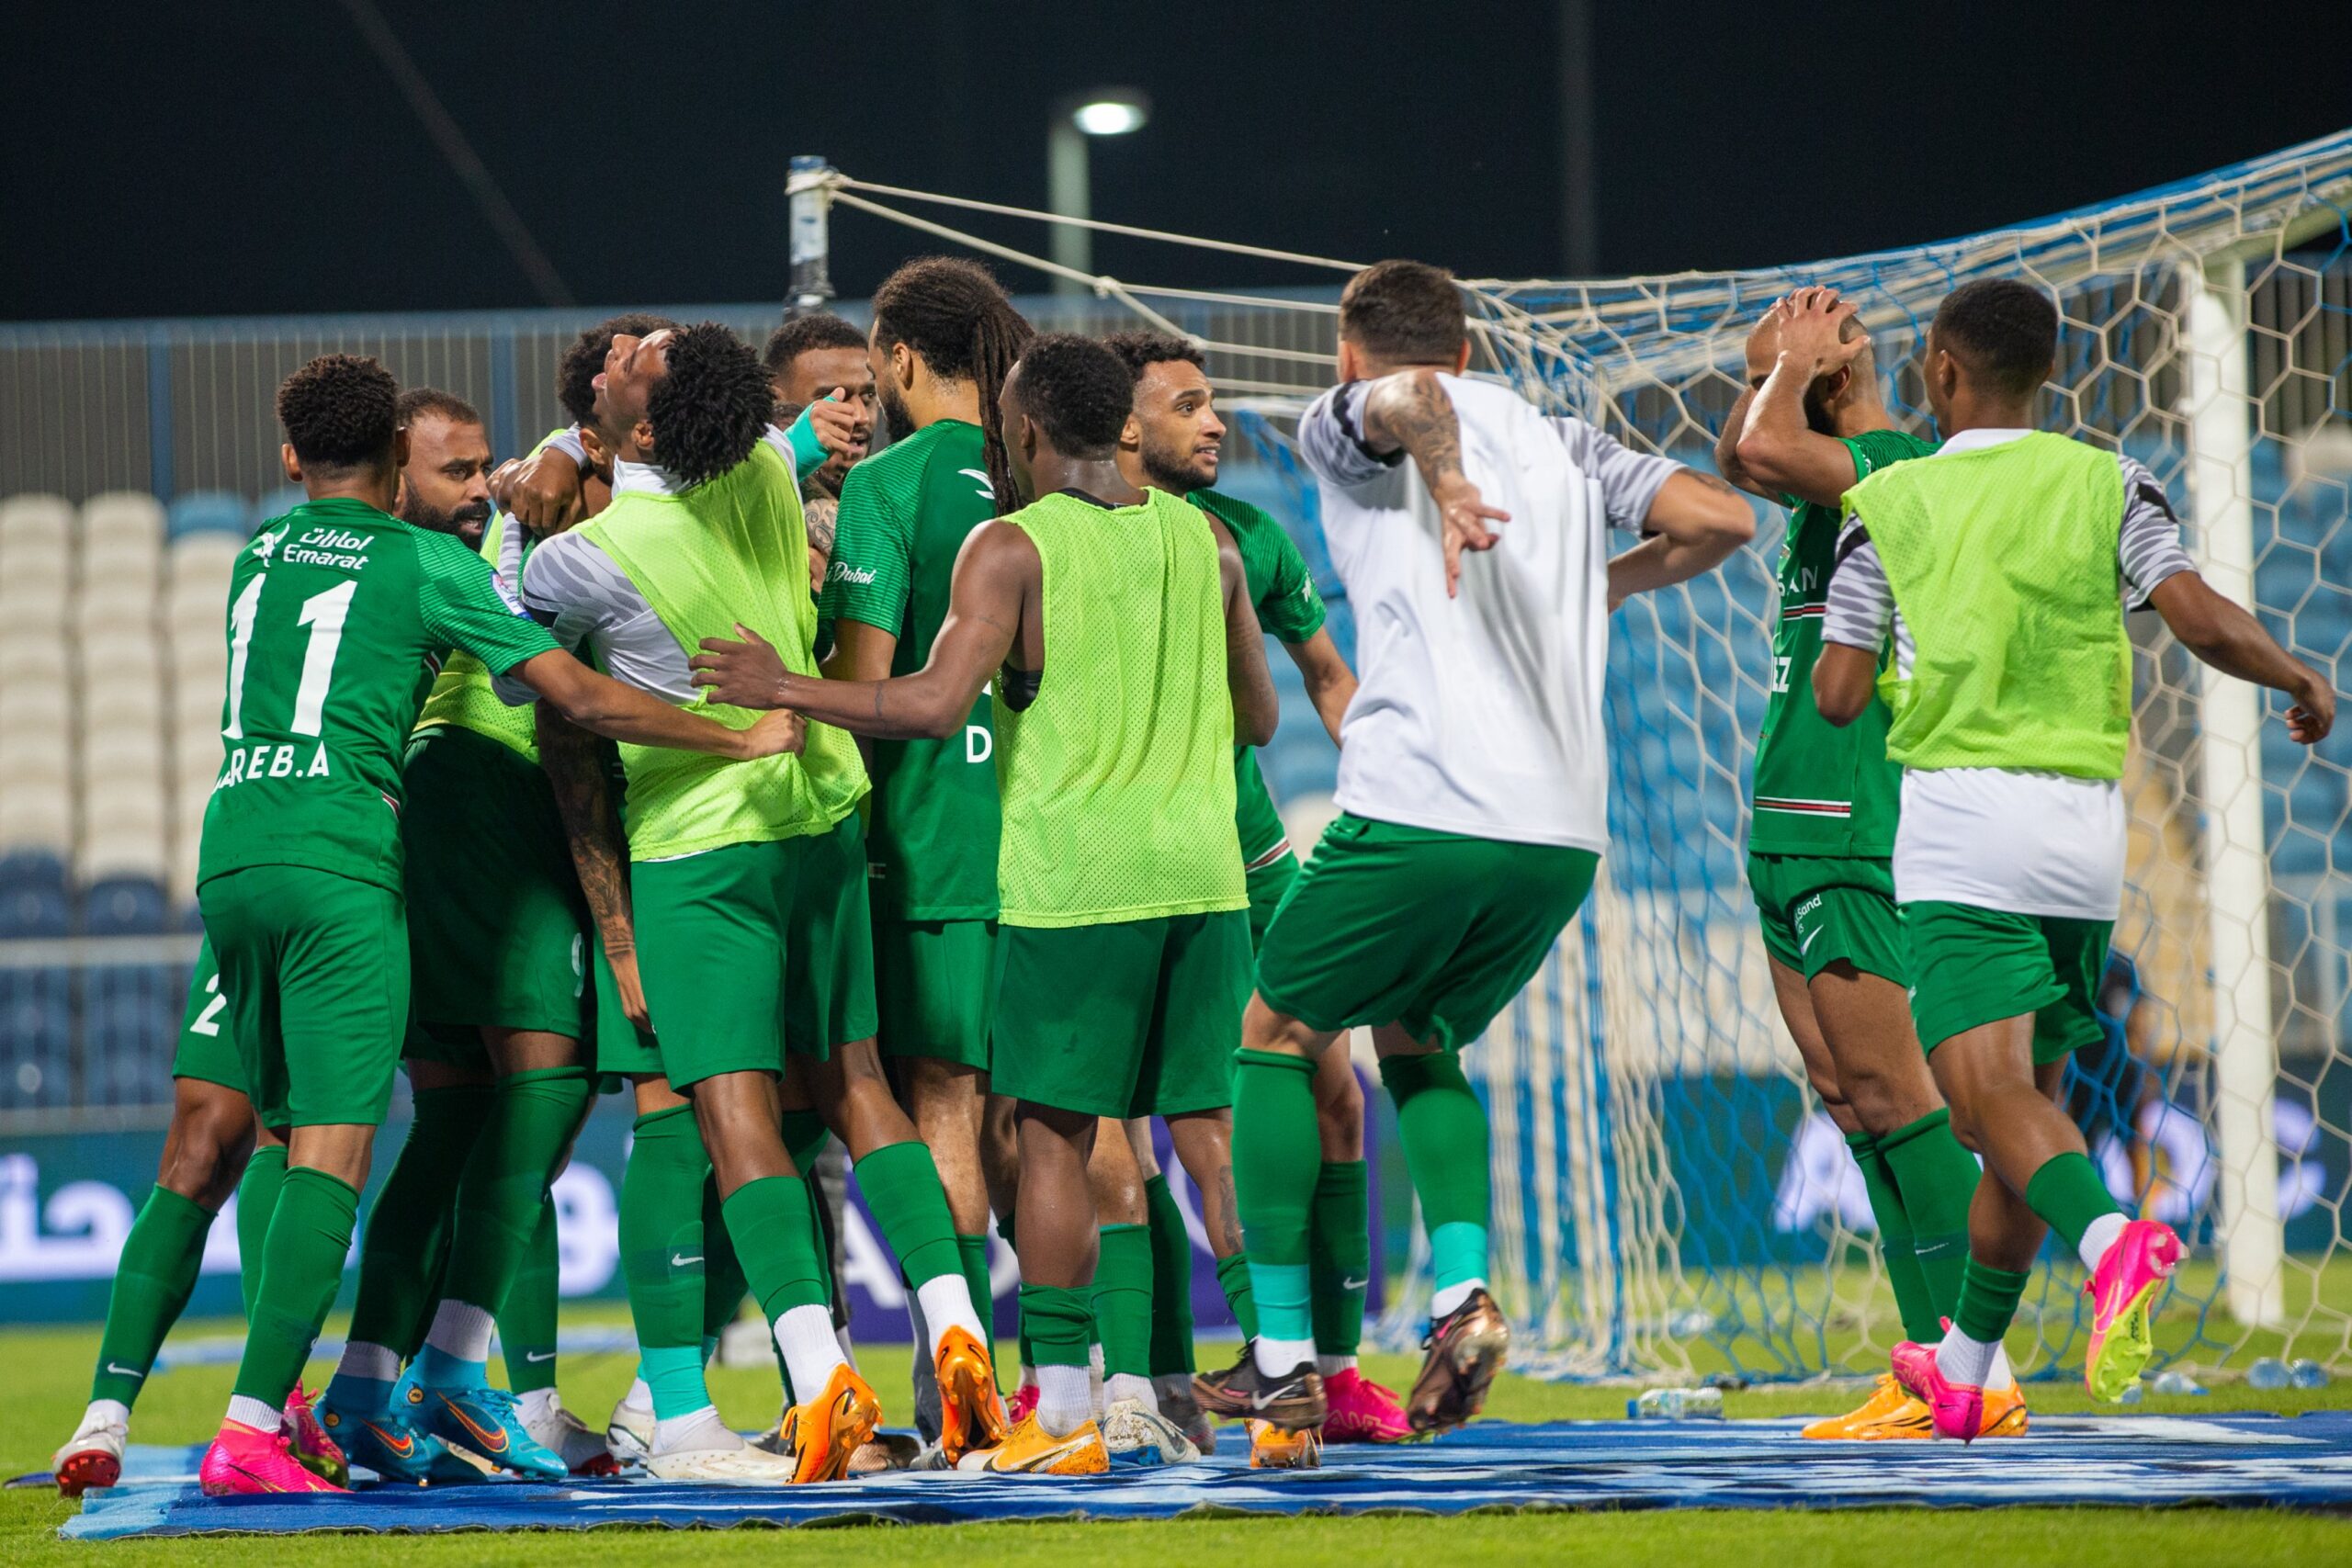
[1832, 525, 1872, 566]
[999, 664, 1043, 712]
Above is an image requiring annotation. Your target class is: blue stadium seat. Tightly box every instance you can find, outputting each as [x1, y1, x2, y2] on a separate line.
[165, 491, 254, 539]
[257, 484, 308, 528]
[0, 852, 69, 937]
[0, 862, 72, 1109]
[82, 965, 174, 1109]
[80, 874, 170, 936]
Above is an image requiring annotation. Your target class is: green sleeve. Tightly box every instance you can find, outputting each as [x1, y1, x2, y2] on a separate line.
[1844, 428, 1938, 480]
[1256, 524, 1328, 643]
[818, 458, 913, 634]
[418, 536, 560, 676]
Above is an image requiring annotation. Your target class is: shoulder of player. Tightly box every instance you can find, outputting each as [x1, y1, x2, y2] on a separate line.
[1186, 485, 1275, 536]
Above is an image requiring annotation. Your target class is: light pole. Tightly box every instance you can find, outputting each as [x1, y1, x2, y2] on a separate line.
[1047, 88, 1150, 296]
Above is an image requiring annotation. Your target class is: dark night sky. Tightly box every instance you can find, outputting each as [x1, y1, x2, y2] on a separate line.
[6, 1, 2349, 322]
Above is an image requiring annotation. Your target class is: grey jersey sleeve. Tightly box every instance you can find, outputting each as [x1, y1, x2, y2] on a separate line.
[495, 529, 696, 705]
[1548, 416, 1681, 532]
[2117, 457, 2195, 604]
[1295, 383, 1398, 489]
[1822, 521, 1896, 651]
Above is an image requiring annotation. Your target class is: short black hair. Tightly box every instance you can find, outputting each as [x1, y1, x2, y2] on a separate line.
[1931, 279, 2058, 400]
[277, 354, 399, 471]
[395, 386, 481, 429]
[1009, 334, 1135, 458]
[1103, 331, 1205, 382]
[763, 312, 866, 377]
[1338, 259, 1467, 365]
[645, 321, 773, 489]
[559, 311, 681, 426]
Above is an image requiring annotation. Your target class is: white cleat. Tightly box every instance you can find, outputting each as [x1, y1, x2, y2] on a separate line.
[1100, 1397, 1203, 1466]
[54, 1404, 130, 1496]
[643, 1436, 806, 1483]
[605, 1397, 655, 1469]
[1154, 1373, 1218, 1454]
[519, 1389, 621, 1477]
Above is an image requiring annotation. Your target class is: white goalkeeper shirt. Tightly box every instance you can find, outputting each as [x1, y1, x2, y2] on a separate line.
[1295, 375, 1679, 851]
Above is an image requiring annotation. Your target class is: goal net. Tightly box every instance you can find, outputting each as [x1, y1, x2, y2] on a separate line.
[808, 128, 2352, 1384]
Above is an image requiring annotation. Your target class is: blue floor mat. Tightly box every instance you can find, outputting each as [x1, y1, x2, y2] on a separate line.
[61, 1414, 2352, 1538]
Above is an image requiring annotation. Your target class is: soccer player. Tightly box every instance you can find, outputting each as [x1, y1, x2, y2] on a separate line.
[52, 944, 288, 1494]
[510, 322, 1001, 1481]
[1713, 289, 2015, 1439]
[391, 387, 495, 548]
[818, 258, 1030, 1437]
[764, 312, 876, 497]
[1195, 260, 1755, 1441]
[1105, 330, 1412, 1460]
[691, 332, 1282, 1474]
[193, 353, 802, 1497]
[1815, 278, 2333, 1438]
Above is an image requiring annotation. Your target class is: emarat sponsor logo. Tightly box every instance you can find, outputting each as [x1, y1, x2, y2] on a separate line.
[281, 525, 376, 572]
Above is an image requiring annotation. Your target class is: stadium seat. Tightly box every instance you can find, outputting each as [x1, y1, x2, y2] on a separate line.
[0, 558, 72, 624]
[78, 779, 168, 887]
[0, 492, 74, 556]
[165, 491, 254, 539]
[0, 850, 69, 921]
[166, 531, 243, 606]
[82, 724, 167, 790]
[81, 873, 170, 936]
[0, 783, 72, 861]
[0, 682, 71, 744]
[0, 724, 72, 784]
[0, 843, 73, 1112]
[80, 534, 164, 596]
[79, 491, 166, 554]
[256, 484, 307, 528]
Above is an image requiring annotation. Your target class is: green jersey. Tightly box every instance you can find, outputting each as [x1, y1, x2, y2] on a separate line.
[198, 497, 559, 893]
[1747, 429, 1933, 858]
[820, 420, 1001, 920]
[1190, 488, 1327, 865]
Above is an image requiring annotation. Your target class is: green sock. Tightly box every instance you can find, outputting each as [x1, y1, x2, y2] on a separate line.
[999, 1214, 1033, 1368]
[234, 1145, 288, 1325]
[619, 1106, 712, 1401]
[1954, 1258, 2033, 1347]
[2023, 1151, 2121, 1256]
[1215, 1252, 1259, 1339]
[719, 1175, 829, 1321]
[1018, 1282, 1092, 1370]
[1380, 1052, 1490, 1298]
[780, 1110, 830, 1179]
[1879, 1107, 1979, 1325]
[1847, 1130, 1938, 1343]
[701, 1174, 748, 1341]
[500, 1200, 561, 1394]
[92, 1185, 215, 1406]
[232, 1167, 360, 1407]
[1309, 1159, 1371, 1359]
[345, 1083, 492, 1355]
[854, 1140, 963, 1287]
[1142, 1175, 1196, 1378]
[1091, 1224, 1154, 1380]
[640, 1342, 710, 1422]
[957, 1233, 997, 1364]
[441, 1067, 594, 1317]
[1233, 1049, 1319, 1345]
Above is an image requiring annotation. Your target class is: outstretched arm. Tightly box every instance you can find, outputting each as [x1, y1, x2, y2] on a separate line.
[1204, 516, 1279, 748]
[1359, 369, 1511, 598]
[1283, 628, 1355, 746]
[512, 649, 805, 758]
[2147, 572, 2334, 743]
[536, 705, 650, 1031]
[690, 521, 1031, 739]
[1605, 469, 1757, 605]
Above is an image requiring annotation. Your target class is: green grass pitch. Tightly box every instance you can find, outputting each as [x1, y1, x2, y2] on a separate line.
[7, 1310, 2352, 1565]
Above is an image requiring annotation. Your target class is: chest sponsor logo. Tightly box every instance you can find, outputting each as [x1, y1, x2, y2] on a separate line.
[828, 559, 877, 586]
[283, 526, 375, 571]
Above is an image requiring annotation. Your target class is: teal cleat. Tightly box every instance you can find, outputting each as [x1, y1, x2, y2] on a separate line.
[409, 1382, 570, 1482]
[318, 1391, 479, 1486]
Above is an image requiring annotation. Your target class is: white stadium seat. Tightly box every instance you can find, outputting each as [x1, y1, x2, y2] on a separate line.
[0, 494, 74, 558]
[0, 557, 72, 620]
[0, 778, 73, 857]
[80, 536, 164, 598]
[0, 681, 71, 739]
[82, 723, 166, 783]
[79, 491, 166, 555]
[0, 635, 71, 691]
[0, 724, 73, 782]
[168, 530, 246, 585]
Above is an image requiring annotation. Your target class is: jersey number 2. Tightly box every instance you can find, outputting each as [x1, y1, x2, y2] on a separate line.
[224, 578, 356, 740]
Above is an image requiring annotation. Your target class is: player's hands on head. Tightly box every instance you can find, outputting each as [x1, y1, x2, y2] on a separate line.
[691, 623, 791, 712]
[2286, 671, 2335, 745]
[1775, 287, 1867, 373]
[1431, 473, 1509, 599]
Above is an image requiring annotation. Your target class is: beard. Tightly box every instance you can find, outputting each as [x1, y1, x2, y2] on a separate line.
[1140, 435, 1217, 495]
[401, 493, 492, 549]
[875, 378, 911, 444]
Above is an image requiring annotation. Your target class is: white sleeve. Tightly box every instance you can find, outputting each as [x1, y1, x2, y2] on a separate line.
[1295, 383, 1399, 489]
[1821, 519, 1895, 651]
[542, 424, 588, 466]
[2116, 457, 2196, 605]
[492, 531, 650, 705]
[1549, 416, 1681, 532]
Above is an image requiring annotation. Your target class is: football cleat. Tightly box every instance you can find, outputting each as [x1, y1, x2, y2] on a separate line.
[1322, 1368, 1414, 1444]
[1007, 1381, 1039, 1427]
[1407, 1289, 1510, 1435]
[198, 1418, 349, 1496]
[933, 1325, 1010, 1466]
[410, 1382, 569, 1481]
[319, 1394, 476, 1485]
[956, 1413, 1109, 1475]
[2086, 1219, 2183, 1403]
[518, 1389, 621, 1478]
[1100, 1398, 1203, 1466]
[605, 1396, 655, 1468]
[1800, 1373, 1933, 1440]
[1154, 1373, 1218, 1454]
[281, 1386, 349, 1486]
[1192, 1341, 1326, 1431]
[775, 1363, 884, 1483]
[52, 1406, 127, 1496]
[1889, 1339, 1985, 1442]
[1978, 1380, 2030, 1438]
[1248, 1417, 1324, 1470]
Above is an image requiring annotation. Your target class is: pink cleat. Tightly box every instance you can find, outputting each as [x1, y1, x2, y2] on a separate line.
[1322, 1368, 1415, 1444]
[1889, 1340, 1984, 1443]
[282, 1386, 349, 1486]
[2085, 1219, 2183, 1403]
[198, 1419, 350, 1496]
[1006, 1382, 1039, 1428]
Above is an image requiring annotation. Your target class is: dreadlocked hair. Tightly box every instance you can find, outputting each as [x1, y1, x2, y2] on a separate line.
[870, 256, 1035, 512]
[558, 311, 681, 426]
[643, 322, 772, 490]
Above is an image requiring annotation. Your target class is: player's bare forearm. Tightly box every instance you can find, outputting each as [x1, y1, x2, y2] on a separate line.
[1285, 627, 1356, 747]
[2149, 571, 2335, 742]
[536, 704, 635, 955]
[1219, 547, 1280, 749]
[1643, 469, 1757, 553]
[515, 650, 803, 759]
[1715, 387, 1772, 499]
[1735, 355, 1860, 508]
[1607, 530, 1745, 606]
[1812, 640, 1880, 726]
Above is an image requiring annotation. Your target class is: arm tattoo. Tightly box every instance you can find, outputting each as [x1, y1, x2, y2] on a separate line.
[1689, 470, 1742, 499]
[537, 704, 634, 952]
[1373, 372, 1467, 483]
[803, 494, 838, 558]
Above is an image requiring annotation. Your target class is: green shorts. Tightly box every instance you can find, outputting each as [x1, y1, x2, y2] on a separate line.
[875, 918, 1001, 1070]
[168, 936, 246, 1094]
[1748, 852, 1908, 986]
[785, 814, 879, 1059]
[1243, 846, 1300, 952]
[197, 864, 410, 1128]
[592, 941, 662, 1081]
[993, 909, 1249, 1119]
[632, 840, 798, 1089]
[401, 726, 592, 1054]
[1905, 899, 2113, 1062]
[1255, 813, 1600, 1052]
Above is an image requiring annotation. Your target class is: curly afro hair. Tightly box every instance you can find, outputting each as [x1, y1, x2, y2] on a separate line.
[558, 311, 681, 426]
[1009, 334, 1136, 458]
[277, 354, 399, 471]
[1931, 278, 2058, 400]
[1102, 330, 1204, 381]
[644, 321, 773, 490]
